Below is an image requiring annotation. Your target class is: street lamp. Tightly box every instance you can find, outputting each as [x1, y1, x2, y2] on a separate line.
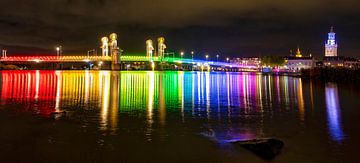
[180, 51, 184, 59]
[216, 54, 219, 62]
[191, 51, 194, 60]
[56, 46, 62, 57]
[205, 54, 209, 62]
[226, 57, 229, 63]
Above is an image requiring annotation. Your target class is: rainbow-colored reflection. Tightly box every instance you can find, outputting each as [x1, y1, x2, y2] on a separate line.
[0, 71, 313, 117]
[0, 71, 343, 142]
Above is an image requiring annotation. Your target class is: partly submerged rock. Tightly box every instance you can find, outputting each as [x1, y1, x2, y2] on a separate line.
[232, 138, 284, 161]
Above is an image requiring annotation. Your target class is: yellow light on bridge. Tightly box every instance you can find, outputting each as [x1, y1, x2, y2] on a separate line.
[151, 62, 155, 70]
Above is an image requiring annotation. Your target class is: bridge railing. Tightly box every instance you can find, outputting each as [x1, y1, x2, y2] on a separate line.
[0, 56, 112, 62]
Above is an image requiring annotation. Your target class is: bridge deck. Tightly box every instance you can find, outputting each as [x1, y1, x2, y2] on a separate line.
[0, 55, 259, 69]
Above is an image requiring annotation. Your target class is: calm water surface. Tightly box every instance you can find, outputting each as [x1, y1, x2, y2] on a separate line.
[0, 70, 359, 162]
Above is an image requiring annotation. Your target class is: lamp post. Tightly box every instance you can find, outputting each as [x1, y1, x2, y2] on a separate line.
[205, 54, 209, 62]
[87, 49, 96, 58]
[216, 54, 219, 62]
[191, 51, 194, 60]
[180, 51, 184, 59]
[226, 57, 229, 63]
[2, 49, 7, 58]
[56, 46, 62, 57]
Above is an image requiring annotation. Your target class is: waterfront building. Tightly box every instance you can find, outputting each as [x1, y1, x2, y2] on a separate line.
[325, 26, 338, 57]
[323, 56, 360, 69]
[285, 48, 315, 72]
[229, 57, 261, 68]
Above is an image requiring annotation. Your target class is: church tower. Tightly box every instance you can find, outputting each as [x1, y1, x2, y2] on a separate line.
[295, 46, 303, 58]
[325, 26, 338, 57]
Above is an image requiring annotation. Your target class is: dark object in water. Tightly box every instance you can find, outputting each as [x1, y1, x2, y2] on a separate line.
[233, 138, 284, 161]
[50, 111, 66, 115]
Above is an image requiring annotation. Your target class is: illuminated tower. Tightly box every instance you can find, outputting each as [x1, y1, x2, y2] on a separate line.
[295, 47, 302, 58]
[108, 33, 121, 65]
[109, 33, 118, 55]
[157, 37, 166, 58]
[146, 39, 154, 58]
[325, 26, 338, 57]
[101, 37, 109, 56]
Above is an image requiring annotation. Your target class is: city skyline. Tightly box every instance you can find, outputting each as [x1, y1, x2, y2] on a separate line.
[0, 0, 359, 57]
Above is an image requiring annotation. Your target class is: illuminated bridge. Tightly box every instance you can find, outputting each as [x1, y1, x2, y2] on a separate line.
[0, 34, 261, 71]
[0, 55, 258, 69]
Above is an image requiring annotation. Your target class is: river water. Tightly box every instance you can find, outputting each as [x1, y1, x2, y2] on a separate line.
[0, 70, 359, 162]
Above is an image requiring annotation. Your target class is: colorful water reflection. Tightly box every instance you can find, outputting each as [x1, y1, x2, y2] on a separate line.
[325, 83, 345, 143]
[0, 70, 345, 143]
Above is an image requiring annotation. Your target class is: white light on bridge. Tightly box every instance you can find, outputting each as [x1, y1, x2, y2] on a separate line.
[33, 59, 41, 63]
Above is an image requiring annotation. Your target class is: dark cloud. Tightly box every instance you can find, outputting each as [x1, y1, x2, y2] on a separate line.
[0, 0, 359, 57]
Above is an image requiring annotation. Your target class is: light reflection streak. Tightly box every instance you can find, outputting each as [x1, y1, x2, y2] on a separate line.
[192, 73, 195, 116]
[242, 73, 247, 111]
[146, 71, 154, 140]
[217, 74, 220, 120]
[226, 72, 231, 118]
[84, 70, 90, 104]
[178, 71, 184, 122]
[284, 76, 289, 107]
[205, 72, 210, 120]
[325, 83, 345, 143]
[276, 76, 281, 104]
[257, 75, 263, 111]
[147, 71, 154, 123]
[27, 73, 31, 101]
[100, 71, 110, 130]
[55, 71, 61, 113]
[310, 80, 314, 110]
[297, 79, 305, 121]
[110, 72, 120, 133]
[264, 75, 268, 106]
[268, 75, 272, 104]
[158, 73, 165, 125]
[35, 70, 40, 100]
[197, 72, 201, 112]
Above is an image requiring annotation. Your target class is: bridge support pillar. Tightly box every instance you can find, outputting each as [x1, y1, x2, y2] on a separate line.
[111, 63, 121, 70]
[110, 46, 122, 70]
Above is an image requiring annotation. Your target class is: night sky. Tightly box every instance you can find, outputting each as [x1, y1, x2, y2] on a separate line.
[0, 0, 359, 58]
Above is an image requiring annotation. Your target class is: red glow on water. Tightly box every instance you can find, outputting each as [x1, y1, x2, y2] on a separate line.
[0, 71, 58, 116]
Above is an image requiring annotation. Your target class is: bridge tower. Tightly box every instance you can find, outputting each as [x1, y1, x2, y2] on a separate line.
[101, 37, 109, 56]
[157, 37, 166, 58]
[146, 39, 154, 58]
[109, 33, 122, 70]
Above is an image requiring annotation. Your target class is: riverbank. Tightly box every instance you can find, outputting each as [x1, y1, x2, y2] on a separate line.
[301, 67, 360, 83]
